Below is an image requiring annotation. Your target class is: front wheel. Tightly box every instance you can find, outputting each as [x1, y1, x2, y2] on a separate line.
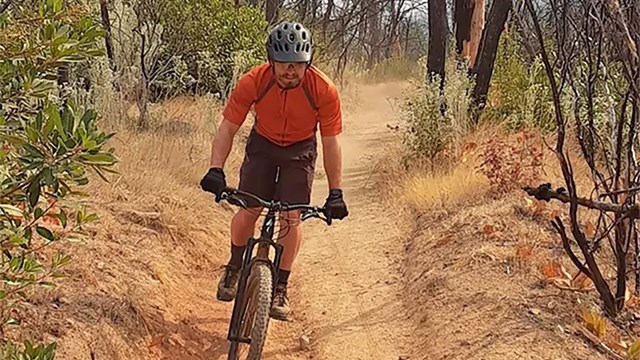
[228, 262, 273, 360]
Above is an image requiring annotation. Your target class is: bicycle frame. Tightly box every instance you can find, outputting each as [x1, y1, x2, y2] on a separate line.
[219, 187, 330, 346]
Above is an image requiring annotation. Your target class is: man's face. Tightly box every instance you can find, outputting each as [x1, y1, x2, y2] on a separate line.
[272, 61, 307, 89]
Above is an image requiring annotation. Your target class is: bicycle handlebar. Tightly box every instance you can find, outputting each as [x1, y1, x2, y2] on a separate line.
[218, 187, 332, 225]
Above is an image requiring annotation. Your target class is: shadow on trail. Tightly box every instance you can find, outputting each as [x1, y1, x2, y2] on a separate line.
[307, 299, 407, 343]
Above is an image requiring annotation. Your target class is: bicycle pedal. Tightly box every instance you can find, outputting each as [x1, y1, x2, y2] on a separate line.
[229, 336, 251, 344]
[216, 293, 235, 302]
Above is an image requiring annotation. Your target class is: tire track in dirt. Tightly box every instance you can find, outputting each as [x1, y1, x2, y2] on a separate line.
[264, 82, 415, 360]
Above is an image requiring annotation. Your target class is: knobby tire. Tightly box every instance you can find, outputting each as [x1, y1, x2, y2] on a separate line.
[228, 262, 273, 360]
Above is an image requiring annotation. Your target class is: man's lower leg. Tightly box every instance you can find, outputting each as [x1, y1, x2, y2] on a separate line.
[277, 269, 290, 285]
[217, 208, 261, 301]
[270, 211, 302, 320]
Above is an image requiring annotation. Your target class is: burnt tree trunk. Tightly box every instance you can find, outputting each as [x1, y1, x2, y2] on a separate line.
[99, 0, 117, 72]
[454, 0, 486, 68]
[467, 0, 485, 68]
[137, 31, 149, 130]
[454, 0, 473, 55]
[427, 0, 447, 85]
[471, 0, 511, 113]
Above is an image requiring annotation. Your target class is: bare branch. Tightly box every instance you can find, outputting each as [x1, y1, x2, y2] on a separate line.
[523, 183, 640, 218]
[552, 218, 593, 279]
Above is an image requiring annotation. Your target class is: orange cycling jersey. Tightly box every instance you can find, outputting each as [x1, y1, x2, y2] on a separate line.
[222, 62, 342, 146]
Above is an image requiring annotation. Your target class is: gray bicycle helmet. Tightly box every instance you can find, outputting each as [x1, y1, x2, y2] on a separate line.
[267, 21, 314, 63]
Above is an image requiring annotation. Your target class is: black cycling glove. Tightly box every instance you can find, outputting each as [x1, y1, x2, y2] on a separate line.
[324, 189, 348, 220]
[200, 167, 226, 202]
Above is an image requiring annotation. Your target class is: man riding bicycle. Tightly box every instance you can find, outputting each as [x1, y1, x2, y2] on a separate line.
[199, 21, 349, 321]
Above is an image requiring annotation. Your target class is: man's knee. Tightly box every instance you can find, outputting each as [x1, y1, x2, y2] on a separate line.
[234, 207, 263, 226]
[280, 210, 302, 228]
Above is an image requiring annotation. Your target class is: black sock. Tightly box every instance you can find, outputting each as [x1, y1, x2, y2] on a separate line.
[229, 244, 246, 268]
[277, 269, 290, 286]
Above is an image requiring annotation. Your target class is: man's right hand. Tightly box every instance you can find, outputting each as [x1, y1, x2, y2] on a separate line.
[200, 167, 226, 201]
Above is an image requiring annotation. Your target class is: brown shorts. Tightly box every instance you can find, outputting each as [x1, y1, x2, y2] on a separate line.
[238, 128, 317, 206]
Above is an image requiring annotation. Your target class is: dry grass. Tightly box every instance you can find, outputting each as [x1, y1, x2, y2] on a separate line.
[403, 164, 488, 211]
[403, 189, 609, 359]
[397, 124, 622, 359]
[397, 124, 501, 212]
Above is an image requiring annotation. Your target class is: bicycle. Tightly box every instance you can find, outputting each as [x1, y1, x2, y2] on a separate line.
[217, 187, 332, 360]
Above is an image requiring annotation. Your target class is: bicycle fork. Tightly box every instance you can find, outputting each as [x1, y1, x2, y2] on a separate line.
[227, 236, 284, 344]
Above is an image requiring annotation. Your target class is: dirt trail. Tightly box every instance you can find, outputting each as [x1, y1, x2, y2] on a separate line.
[266, 82, 415, 360]
[135, 81, 413, 360]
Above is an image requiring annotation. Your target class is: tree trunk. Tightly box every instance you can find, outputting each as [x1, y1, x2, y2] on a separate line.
[367, 1, 380, 69]
[467, 0, 485, 68]
[323, 0, 334, 37]
[266, 0, 283, 25]
[427, 0, 447, 85]
[455, 0, 485, 68]
[0, 0, 13, 14]
[471, 0, 511, 112]
[454, 0, 473, 55]
[298, 0, 308, 22]
[137, 32, 149, 130]
[99, 0, 117, 72]
[404, 13, 411, 58]
[311, 0, 318, 21]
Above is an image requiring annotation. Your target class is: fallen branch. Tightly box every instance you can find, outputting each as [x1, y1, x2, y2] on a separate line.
[523, 183, 640, 218]
[573, 324, 625, 360]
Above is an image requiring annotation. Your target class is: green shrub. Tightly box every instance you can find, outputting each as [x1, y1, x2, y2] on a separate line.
[399, 55, 475, 167]
[482, 30, 555, 132]
[0, 0, 117, 356]
[157, 0, 267, 98]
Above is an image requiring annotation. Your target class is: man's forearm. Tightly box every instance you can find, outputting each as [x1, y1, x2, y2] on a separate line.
[210, 119, 240, 168]
[321, 135, 343, 189]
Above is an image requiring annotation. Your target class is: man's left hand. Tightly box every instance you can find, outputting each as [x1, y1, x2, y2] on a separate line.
[324, 189, 348, 220]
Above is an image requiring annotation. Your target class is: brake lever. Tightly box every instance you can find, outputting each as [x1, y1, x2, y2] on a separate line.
[227, 194, 248, 208]
[301, 208, 331, 225]
[319, 207, 332, 226]
[219, 189, 248, 209]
